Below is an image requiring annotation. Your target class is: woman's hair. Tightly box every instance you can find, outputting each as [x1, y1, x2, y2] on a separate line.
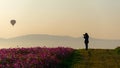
[85, 33, 88, 35]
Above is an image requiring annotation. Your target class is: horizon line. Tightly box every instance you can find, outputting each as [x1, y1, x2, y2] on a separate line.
[0, 34, 120, 40]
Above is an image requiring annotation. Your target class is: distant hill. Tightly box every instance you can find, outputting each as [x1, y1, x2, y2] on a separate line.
[0, 34, 120, 49]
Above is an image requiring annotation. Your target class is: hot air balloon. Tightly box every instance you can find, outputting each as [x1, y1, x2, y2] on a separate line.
[10, 20, 16, 26]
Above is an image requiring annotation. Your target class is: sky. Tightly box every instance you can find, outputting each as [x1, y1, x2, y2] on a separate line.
[0, 0, 120, 40]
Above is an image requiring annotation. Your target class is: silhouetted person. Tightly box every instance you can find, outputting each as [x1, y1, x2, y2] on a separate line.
[83, 33, 89, 50]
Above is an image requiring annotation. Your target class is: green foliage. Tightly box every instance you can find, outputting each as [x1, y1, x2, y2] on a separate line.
[69, 49, 120, 68]
[115, 47, 120, 54]
[59, 50, 82, 68]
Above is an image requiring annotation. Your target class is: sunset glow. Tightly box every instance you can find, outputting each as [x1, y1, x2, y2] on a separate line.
[0, 0, 120, 39]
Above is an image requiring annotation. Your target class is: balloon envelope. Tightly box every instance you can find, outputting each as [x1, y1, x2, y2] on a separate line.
[10, 20, 16, 26]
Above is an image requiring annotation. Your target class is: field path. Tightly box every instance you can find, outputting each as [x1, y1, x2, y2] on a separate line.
[71, 49, 120, 68]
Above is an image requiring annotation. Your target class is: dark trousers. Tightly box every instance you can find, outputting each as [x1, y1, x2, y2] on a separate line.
[85, 43, 88, 50]
[84, 40, 89, 50]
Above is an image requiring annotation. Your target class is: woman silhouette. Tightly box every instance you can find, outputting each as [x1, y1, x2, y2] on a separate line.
[83, 33, 89, 50]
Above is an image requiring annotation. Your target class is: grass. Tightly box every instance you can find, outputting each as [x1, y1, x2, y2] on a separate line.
[63, 48, 120, 68]
[60, 50, 82, 68]
[1, 47, 120, 68]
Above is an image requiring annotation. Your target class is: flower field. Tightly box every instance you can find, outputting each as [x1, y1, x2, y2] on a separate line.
[0, 47, 74, 68]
